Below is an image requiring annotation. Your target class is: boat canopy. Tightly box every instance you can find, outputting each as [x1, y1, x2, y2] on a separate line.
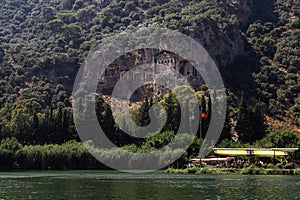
[213, 148, 298, 157]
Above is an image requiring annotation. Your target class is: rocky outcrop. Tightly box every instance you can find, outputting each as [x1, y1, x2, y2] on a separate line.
[184, 19, 244, 68]
[179, 1, 253, 68]
[222, 0, 253, 24]
[98, 1, 252, 97]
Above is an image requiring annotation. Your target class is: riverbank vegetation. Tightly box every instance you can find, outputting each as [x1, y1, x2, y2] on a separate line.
[165, 167, 300, 175]
[0, 129, 299, 170]
[0, 138, 106, 170]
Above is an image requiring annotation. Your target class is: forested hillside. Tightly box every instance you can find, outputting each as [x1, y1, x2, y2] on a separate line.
[0, 0, 299, 153]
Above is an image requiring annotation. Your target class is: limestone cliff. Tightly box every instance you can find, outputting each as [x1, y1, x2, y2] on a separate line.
[221, 0, 253, 24]
[185, 19, 244, 68]
[97, 0, 254, 97]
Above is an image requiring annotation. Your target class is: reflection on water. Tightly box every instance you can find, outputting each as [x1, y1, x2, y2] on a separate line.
[0, 171, 299, 200]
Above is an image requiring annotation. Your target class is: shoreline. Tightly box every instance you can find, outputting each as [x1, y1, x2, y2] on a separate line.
[165, 167, 300, 175]
[0, 168, 300, 176]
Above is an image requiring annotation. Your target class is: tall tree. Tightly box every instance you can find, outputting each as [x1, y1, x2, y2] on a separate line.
[236, 97, 267, 144]
[251, 101, 267, 141]
[218, 115, 233, 143]
[135, 97, 150, 127]
[162, 92, 180, 132]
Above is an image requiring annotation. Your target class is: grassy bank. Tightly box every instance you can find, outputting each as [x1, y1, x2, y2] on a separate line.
[0, 138, 108, 170]
[165, 167, 300, 175]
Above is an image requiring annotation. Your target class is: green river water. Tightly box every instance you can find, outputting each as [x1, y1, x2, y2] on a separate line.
[0, 171, 299, 200]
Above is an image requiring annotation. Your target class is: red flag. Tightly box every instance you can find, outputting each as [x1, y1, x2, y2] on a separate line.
[201, 113, 209, 119]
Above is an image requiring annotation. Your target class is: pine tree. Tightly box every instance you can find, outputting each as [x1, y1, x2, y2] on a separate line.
[236, 97, 267, 144]
[136, 97, 150, 127]
[236, 96, 252, 143]
[162, 93, 180, 132]
[218, 115, 232, 143]
[251, 101, 267, 141]
[181, 101, 190, 133]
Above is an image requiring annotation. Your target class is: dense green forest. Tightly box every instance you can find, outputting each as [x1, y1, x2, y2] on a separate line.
[0, 0, 299, 169]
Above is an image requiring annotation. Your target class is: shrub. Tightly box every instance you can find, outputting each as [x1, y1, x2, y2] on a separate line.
[196, 167, 211, 174]
[187, 167, 198, 174]
[240, 167, 264, 175]
[275, 163, 283, 169]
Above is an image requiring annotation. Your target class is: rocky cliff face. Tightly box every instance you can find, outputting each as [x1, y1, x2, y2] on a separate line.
[186, 20, 244, 68]
[173, 0, 253, 68]
[97, 0, 254, 97]
[222, 0, 253, 24]
[201, 0, 253, 67]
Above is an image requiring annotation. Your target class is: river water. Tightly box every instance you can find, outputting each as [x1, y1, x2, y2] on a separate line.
[0, 171, 299, 200]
